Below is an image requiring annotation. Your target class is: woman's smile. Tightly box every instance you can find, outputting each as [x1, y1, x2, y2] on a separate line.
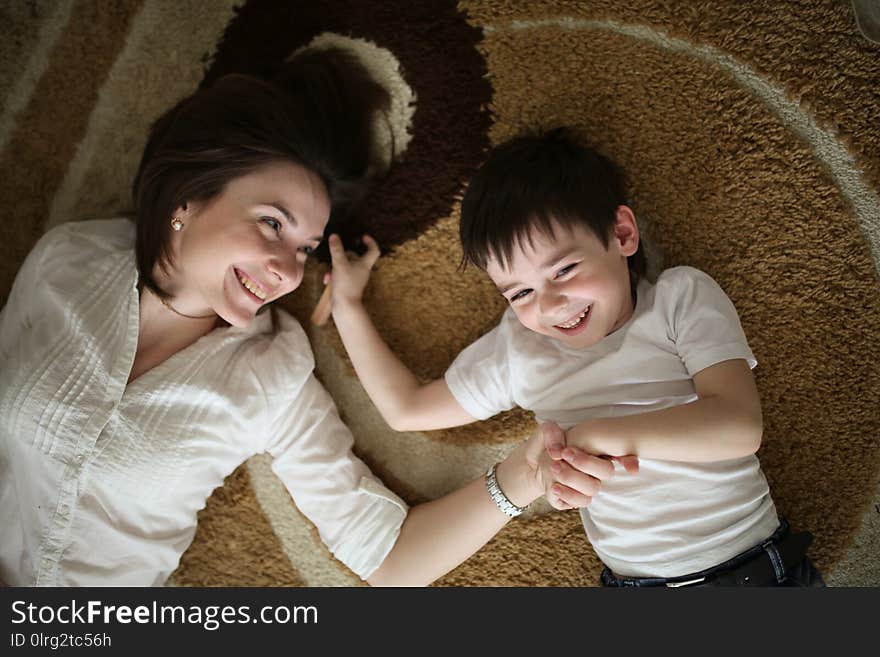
[235, 267, 268, 301]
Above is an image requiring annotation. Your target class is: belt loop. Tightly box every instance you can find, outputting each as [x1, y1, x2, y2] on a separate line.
[762, 540, 787, 583]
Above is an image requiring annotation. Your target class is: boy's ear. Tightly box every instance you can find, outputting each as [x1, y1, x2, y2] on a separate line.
[613, 205, 639, 257]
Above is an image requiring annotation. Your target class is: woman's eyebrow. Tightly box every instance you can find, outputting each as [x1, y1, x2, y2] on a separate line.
[262, 203, 323, 242]
[265, 202, 295, 225]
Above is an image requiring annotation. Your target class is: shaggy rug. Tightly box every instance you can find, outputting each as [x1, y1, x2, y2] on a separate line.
[1, 0, 878, 586]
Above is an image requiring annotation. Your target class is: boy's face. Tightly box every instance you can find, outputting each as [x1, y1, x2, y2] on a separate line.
[485, 207, 639, 350]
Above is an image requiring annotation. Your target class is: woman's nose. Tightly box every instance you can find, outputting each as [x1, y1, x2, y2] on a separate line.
[269, 253, 304, 291]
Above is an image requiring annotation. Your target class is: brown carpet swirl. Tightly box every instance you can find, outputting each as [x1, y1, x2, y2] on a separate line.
[1, 0, 878, 586]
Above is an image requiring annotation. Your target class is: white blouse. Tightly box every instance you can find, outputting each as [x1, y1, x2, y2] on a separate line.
[0, 218, 407, 586]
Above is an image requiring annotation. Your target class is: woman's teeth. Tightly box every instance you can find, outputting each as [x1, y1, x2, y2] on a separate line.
[237, 271, 267, 300]
[556, 306, 590, 329]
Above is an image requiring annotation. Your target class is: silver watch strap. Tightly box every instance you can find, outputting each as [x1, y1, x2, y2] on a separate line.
[485, 462, 528, 518]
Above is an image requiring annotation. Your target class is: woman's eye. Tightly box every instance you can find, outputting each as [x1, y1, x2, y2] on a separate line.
[262, 217, 282, 232]
[555, 263, 576, 278]
[509, 289, 532, 303]
[299, 245, 315, 256]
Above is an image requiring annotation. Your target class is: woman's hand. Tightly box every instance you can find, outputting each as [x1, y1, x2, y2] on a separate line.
[325, 233, 381, 309]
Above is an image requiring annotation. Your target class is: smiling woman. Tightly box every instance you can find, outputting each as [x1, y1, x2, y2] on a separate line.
[154, 162, 330, 327]
[0, 46, 615, 587]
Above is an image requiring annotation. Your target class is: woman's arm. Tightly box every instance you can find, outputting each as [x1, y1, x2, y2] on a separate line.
[367, 423, 616, 586]
[564, 359, 763, 462]
[327, 233, 477, 431]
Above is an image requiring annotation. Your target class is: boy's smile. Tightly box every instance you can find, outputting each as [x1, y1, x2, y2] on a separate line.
[485, 207, 640, 350]
[553, 303, 593, 334]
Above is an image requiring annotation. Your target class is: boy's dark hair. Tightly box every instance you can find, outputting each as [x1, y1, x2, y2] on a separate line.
[132, 47, 389, 301]
[459, 127, 645, 287]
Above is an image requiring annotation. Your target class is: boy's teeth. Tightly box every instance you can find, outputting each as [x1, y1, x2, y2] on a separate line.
[557, 306, 589, 329]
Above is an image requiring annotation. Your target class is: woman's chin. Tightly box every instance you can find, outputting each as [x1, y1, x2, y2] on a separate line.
[219, 308, 255, 328]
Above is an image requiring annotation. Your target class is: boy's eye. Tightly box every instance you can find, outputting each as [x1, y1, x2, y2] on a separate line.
[509, 289, 532, 303]
[262, 217, 282, 232]
[555, 263, 576, 278]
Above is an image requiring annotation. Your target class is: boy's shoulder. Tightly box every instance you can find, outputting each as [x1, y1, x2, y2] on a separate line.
[653, 266, 729, 303]
[652, 266, 744, 326]
[655, 265, 714, 287]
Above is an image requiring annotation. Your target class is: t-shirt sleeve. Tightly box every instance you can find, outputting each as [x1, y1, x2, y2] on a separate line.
[444, 315, 515, 420]
[664, 267, 757, 376]
[256, 315, 407, 581]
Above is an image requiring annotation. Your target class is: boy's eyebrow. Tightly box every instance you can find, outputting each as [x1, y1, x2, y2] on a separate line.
[496, 281, 519, 295]
[265, 202, 323, 242]
[540, 247, 579, 269]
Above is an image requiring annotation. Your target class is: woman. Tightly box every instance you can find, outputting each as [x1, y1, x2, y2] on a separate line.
[0, 48, 617, 586]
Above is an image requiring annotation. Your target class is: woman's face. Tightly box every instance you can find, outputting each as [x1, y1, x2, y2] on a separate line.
[166, 160, 330, 327]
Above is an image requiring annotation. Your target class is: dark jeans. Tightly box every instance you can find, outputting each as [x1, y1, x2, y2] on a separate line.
[600, 520, 825, 587]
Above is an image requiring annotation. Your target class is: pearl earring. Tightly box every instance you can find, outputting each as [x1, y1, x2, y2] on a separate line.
[171, 216, 184, 231]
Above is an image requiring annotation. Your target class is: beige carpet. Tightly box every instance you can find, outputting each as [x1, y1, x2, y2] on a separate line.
[1, 0, 878, 586]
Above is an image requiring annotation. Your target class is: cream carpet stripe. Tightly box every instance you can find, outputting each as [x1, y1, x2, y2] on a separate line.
[46, 0, 240, 230]
[826, 481, 880, 586]
[0, 0, 73, 155]
[482, 17, 880, 274]
[300, 33, 416, 170]
[245, 454, 361, 587]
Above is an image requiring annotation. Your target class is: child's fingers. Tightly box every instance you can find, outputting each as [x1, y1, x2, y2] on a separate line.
[551, 461, 601, 498]
[327, 234, 346, 269]
[613, 455, 640, 475]
[540, 422, 565, 455]
[551, 483, 591, 509]
[360, 235, 381, 269]
[560, 447, 615, 481]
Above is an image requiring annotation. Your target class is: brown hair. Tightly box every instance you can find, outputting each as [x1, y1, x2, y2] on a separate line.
[132, 47, 390, 299]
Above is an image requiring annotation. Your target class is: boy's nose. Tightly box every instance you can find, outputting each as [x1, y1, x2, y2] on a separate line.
[538, 290, 567, 316]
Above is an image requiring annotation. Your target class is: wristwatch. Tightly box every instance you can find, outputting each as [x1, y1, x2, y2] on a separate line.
[485, 462, 529, 518]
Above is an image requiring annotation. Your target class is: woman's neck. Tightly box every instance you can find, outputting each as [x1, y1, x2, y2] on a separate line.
[129, 287, 218, 383]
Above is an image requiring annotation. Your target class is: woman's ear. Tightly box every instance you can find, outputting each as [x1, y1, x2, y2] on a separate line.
[173, 202, 191, 219]
[613, 205, 639, 257]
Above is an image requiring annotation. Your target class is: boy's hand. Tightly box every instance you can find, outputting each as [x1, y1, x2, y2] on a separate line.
[326, 233, 381, 308]
[548, 443, 640, 477]
[525, 423, 616, 510]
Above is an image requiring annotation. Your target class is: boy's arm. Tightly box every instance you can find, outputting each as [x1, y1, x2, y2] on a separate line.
[564, 358, 763, 462]
[367, 423, 616, 586]
[326, 234, 477, 431]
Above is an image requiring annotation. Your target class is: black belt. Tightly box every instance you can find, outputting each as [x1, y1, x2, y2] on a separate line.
[601, 520, 814, 587]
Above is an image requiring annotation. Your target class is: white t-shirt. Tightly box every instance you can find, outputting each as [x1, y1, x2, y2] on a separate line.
[446, 267, 779, 577]
[0, 219, 407, 586]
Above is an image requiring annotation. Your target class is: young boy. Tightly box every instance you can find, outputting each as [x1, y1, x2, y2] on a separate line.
[325, 128, 823, 586]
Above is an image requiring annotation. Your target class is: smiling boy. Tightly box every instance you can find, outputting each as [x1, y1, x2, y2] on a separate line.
[326, 128, 822, 586]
